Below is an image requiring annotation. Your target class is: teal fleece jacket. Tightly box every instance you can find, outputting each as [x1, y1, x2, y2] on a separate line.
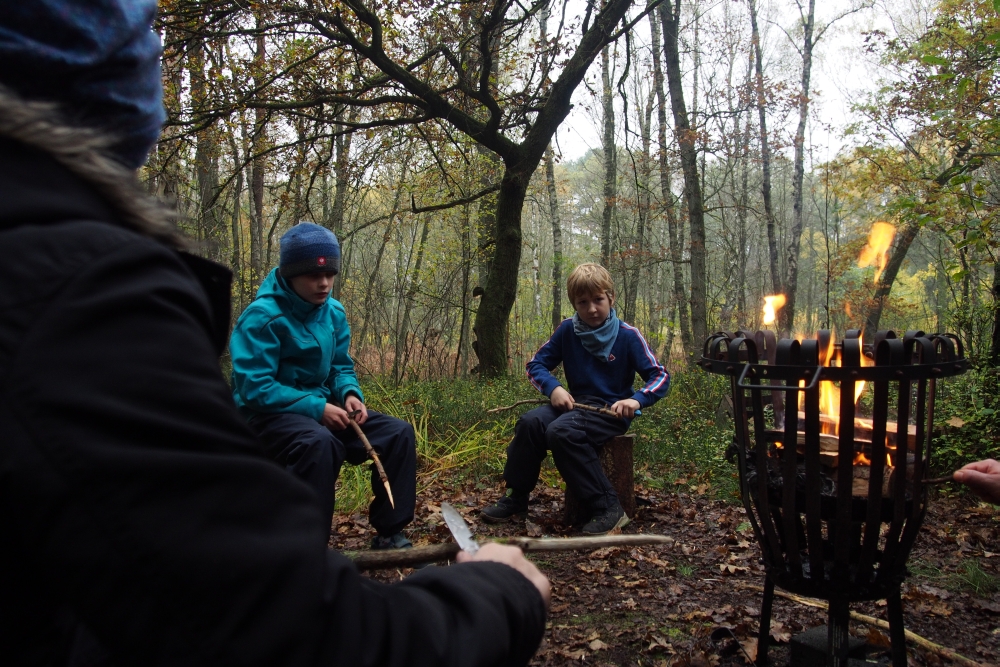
[230, 268, 363, 421]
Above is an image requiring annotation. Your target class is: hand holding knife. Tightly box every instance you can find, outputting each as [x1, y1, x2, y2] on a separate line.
[442, 502, 550, 607]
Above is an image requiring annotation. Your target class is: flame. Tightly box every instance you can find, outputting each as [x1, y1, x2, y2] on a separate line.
[854, 333, 872, 404]
[858, 222, 896, 283]
[762, 294, 786, 325]
[854, 451, 871, 466]
[798, 333, 870, 437]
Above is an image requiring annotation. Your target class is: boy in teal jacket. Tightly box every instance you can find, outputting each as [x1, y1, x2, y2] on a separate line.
[230, 223, 416, 547]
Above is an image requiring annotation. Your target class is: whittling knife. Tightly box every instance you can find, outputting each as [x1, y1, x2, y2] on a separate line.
[440, 502, 480, 555]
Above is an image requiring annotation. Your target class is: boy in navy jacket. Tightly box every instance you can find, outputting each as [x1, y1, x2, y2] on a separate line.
[481, 264, 669, 534]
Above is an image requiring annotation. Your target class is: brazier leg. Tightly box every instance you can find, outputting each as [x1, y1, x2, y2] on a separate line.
[827, 598, 851, 667]
[887, 587, 907, 667]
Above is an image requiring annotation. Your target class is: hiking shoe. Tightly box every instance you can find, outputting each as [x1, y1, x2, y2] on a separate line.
[480, 489, 529, 524]
[371, 532, 430, 569]
[371, 532, 413, 550]
[581, 503, 630, 536]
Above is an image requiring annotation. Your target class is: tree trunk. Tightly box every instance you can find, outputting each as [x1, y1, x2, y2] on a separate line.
[393, 215, 431, 386]
[782, 0, 816, 335]
[749, 0, 782, 297]
[991, 256, 1000, 367]
[737, 91, 752, 321]
[456, 204, 474, 376]
[546, 146, 564, 331]
[661, 0, 708, 356]
[474, 165, 530, 377]
[600, 44, 616, 267]
[230, 160, 244, 314]
[538, 11, 563, 332]
[249, 29, 266, 286]
[862, 218, 920, 335]
[650, 9, 691, 356]
[563, 435, 635, 525]
[190, 36, 225, 263]
[358, 158, 409, 349]
[626, 87, 654, 326]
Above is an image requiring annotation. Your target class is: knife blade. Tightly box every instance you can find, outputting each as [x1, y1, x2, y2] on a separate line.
[440, 502, 480, 555]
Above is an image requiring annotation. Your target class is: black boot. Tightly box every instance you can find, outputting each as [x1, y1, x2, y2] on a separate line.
[480, 488, 529, 523]
[582, 502, 629, 535]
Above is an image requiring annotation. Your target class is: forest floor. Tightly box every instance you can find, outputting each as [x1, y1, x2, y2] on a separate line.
[331, 474, 1000, 667]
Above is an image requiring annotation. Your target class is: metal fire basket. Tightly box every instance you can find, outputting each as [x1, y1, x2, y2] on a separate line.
[700, 329, 968, 667]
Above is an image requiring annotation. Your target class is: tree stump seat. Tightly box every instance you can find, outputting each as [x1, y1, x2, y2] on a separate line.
[562, 433, 636, 525]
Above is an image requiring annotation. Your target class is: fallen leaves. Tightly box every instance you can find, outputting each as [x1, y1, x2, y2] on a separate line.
[358, 475, 1000, 666]
[769, 621, 791, 643]
[719, 564, 749, 575]
[739, 636, 758, 661]
[576, 560, 609, 574]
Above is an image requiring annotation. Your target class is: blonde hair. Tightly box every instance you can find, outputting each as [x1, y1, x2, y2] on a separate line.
[567, 263, 615, 304]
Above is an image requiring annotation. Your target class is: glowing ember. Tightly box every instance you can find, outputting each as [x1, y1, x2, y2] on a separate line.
[762, 294, 786, 325]
[854, 451, 871, 466]
[858, 222, 896, 283]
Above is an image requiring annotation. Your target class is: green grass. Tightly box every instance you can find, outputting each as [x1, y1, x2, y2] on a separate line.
[334, 370, 741, 515]
[908, 557, 1000, 598]
[956, 560, 1000, 597]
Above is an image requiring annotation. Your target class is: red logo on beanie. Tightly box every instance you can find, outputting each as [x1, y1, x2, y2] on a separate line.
[317, 256, 326, 266]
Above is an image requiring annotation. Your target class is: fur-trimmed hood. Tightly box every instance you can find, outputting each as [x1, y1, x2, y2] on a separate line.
[0, 83, 184, 249]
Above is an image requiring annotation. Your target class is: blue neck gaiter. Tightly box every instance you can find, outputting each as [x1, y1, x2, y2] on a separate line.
[0, 1, 165, 169]
[573, 308, 621, 362]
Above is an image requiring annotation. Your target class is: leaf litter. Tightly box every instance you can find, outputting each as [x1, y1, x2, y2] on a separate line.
[332, 474, 1000, 666]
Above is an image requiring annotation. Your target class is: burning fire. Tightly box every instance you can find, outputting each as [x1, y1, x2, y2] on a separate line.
[852, 451, 895, 467]
[797, 332, 873, 438]
[858, 222, 896, 283]
[762, 294, 786, 326]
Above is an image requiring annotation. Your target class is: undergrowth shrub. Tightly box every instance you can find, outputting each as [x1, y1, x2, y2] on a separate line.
[334, 369, 738, 514]
[933, 363, 1000, 475]
[630, 371, 737, 499]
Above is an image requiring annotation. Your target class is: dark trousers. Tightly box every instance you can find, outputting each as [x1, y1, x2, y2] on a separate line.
[503, 401, 628, 512]
[250, 411, 416, 536]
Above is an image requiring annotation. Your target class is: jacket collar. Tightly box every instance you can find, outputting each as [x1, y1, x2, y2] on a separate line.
[259, 269, 324, 321]
[0, 136, 117, 230]
[0, 136, 234, 357]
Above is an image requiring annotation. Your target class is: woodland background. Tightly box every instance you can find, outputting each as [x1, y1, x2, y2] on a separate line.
[141, 5, 1000, 662]
[147, 0, 1000, 481]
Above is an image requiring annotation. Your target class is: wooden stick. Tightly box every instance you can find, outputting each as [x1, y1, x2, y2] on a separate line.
[488, 399, 623, 420]
[486, 398, 548, 413]
[346, 534, 673, 570]
[738, 583, 992, 667]
[924, 475, 954, 485]
[347, 412, 395, 509]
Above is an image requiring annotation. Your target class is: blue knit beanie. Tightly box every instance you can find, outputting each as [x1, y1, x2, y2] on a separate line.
[280, 223, 341, 278]
[0, 1, 165, 169]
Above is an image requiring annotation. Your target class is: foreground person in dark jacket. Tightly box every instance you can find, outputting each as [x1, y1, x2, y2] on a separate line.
[0, 2, 548, 665]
